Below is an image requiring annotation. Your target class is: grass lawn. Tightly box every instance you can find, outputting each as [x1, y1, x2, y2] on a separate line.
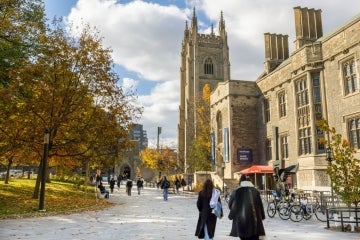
[0, 178, 113, 219]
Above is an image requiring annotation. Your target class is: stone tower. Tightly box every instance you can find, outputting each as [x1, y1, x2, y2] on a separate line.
[178, 9, 230, 172]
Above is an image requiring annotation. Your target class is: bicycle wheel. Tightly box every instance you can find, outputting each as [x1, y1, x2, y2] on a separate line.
[314, 205, 327, 222]
[267, 201, 276, 218]
[289, 204, 304, 222]
[303, 204, 312, 220]
[278, 204, 291, 220]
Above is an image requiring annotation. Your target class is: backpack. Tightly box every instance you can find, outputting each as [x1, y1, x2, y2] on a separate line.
[163, 180, 170, 189]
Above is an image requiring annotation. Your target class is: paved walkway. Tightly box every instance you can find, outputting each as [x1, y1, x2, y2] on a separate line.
[0, 186, 359, 240]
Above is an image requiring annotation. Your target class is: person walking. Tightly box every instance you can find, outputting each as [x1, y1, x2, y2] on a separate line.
[181, 177, 187, 192]
[126, 179, 133, 196]
[174, 177, 181, 194]
[109, 177, 116, 193]
[117, 174, 121, 189]
[160, 176, 170, 201]
[136, 177, 143, 195]
[195, 179, 220, 240]
[228, 175, 265, 240]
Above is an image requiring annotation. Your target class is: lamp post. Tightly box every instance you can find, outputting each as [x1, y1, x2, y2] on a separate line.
[221, 162, 225, 194]
[326, 146, 334, 206]
[39, 128, 50, 211]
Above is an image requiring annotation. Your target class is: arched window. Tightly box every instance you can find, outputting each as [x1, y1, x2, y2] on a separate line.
[216, 111, 222, 143]
[204, 57, 214, 75]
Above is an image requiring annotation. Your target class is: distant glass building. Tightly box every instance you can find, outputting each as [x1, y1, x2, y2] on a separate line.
[130, 124, 148, 151]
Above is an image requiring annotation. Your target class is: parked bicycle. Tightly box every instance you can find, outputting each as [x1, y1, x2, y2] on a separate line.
[289, 194, 327, 222]
[267, 190, 291, 218]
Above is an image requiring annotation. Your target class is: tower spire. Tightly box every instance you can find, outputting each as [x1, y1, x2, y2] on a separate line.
[191, 7, 198, 33]
[219, 11, 226, 34]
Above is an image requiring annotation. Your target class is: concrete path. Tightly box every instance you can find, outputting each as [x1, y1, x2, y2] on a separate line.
[0, 186, 358, 240]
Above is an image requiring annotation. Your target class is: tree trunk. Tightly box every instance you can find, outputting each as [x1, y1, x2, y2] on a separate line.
[32, 158, 42, 199]
[4, 156, 13, 184]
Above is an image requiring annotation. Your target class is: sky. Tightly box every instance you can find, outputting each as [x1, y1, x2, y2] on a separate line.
[43, 0, 360, 149]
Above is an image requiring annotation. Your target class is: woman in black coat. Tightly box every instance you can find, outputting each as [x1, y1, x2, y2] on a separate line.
[229, 175, 265, 240]
[195, 179, 219, 239]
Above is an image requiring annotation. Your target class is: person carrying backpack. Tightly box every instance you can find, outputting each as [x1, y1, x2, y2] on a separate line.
[161, 176, 170, 201]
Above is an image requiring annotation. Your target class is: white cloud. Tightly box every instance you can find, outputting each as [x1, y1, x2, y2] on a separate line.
[64, 0, 360, 148]
[122, 77, 139, 92]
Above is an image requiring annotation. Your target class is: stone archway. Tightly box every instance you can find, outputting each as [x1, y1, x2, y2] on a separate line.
[122, 165, 131, 179]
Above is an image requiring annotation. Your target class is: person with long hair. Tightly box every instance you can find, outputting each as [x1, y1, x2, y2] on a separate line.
[195, 179, 220, 240]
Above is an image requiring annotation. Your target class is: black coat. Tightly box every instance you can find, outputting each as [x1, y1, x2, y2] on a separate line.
[229, 186, 265, 238]
[195, 191, 218, 239]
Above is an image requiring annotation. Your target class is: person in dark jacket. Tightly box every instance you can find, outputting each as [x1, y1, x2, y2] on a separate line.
[160, 176, 170, 201]
[126, 179, 133, 196]
[195, 179, 219, 240]
[109, 177, 116, 193]
[98, 182, 109, 198]
[136, 177, 143, 195]
[228, 175, 266, 240]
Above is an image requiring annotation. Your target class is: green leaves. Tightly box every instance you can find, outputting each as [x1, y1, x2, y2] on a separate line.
[318, 119, 360, 206]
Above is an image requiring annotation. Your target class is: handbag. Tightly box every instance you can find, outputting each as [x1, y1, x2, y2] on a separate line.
[213, 201, 223, 218]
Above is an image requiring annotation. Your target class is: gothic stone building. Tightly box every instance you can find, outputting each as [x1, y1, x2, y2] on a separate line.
[179, 6, 360, 190]
[178, 10, 230, 172]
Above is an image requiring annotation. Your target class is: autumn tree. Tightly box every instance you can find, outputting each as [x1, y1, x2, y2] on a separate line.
[141, 147, 177, 174]
[0, 0, 45, 87]
[318, 119, 360, 206]
[1, 16, 142, 194]
[187, 84, 212, 172]
[0, 0, 46, 183]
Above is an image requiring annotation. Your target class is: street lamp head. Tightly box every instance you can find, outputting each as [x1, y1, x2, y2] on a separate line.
[326, 147, 333, 163]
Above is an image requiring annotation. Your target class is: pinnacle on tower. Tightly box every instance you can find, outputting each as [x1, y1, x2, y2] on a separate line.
[219, 11, 226, 34]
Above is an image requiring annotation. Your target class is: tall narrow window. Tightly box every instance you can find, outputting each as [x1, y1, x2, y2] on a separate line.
[296, 77, 312, 155]
[216, 112, 222, 143]
[266, 138, 272, 161]
[343, 58, 358, 95]
[278, 91, 286, 118]
[280, 135, 288, 159]
[204, 57, 214, 75]
[349, 118, 360, 149]
[264, 99, 270, 123]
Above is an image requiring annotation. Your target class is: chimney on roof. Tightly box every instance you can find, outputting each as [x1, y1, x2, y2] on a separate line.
[264, 33, 289, 74]
[293, 6, 323, 50]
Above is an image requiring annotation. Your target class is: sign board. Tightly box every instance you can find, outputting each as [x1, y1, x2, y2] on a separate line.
[237, 148, 253, 163]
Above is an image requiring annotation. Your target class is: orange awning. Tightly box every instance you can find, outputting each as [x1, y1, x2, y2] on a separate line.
[238, 165, 274, 174]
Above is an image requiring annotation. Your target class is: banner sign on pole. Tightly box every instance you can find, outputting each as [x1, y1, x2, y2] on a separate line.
[224, 128, 229, 162]
[210, 132, 215, 165]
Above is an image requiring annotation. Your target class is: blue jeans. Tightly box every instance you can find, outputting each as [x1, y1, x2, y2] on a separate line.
[204, 224, 212, 240]
[163, 188, 168, 201]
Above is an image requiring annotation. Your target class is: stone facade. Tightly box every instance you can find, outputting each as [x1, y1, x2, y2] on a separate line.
[255, 7, 360, 190]
[178, 10, 230, 172]
[179, 7, 360, 190]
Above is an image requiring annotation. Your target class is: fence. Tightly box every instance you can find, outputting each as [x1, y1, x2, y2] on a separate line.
[326, 207, 360, 232]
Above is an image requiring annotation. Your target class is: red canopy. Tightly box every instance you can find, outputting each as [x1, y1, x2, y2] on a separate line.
[238, 165, 274, 174]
